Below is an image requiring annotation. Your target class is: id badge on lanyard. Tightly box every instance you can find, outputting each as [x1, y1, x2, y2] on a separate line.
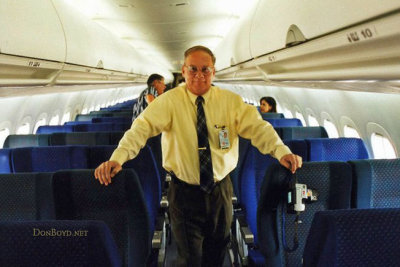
[218, 128, 230, 149]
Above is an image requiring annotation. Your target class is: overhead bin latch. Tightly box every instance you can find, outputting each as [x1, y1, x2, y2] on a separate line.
[286, 25, 306, 47]
[97, 60, 104, 69]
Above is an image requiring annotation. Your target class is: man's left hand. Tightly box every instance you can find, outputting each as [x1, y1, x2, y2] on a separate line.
[279, 154, 302, 173]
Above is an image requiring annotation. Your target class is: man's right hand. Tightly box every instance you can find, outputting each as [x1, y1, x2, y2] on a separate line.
[94, 161, 122, 186]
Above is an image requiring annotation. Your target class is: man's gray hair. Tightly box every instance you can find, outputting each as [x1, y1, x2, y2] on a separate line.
[184, 45, 216, 65]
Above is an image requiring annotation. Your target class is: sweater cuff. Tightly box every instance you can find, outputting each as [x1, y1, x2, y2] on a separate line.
[274, 145, 293, 162]
[110, 148, 129, 166]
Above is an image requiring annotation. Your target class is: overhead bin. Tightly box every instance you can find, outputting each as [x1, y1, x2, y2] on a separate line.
[215, 7, 400, 91]
[250, 0, 400, 57]
[0, 0, 66, 62]
[214, 2, 257, 70]
[0, 0, 171, 86]
[0, 0, 65, 86]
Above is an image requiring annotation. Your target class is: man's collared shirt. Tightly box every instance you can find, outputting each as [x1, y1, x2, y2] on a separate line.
[111, 85, 291, 185]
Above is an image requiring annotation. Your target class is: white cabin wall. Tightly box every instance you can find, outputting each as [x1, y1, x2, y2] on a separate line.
[0, 85, 144, 146]
[216, 82, 400, 157]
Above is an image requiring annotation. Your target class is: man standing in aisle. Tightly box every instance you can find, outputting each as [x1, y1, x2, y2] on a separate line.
[95, 45, 302, 266]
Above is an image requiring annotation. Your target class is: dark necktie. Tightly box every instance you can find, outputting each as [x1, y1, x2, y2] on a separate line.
[196, 96, 215, 194]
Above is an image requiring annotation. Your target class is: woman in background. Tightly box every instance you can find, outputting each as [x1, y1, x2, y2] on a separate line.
[260, 96, 277, 113]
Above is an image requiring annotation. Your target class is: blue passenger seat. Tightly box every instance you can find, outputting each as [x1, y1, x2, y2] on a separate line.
[277, 126, 328, 140]
[11, 146, 89, 172]
[3, 134, 50, 148]
[0, 220, 121, 267]
[53, 169, 152, 267]
[36, 125, 74, 134]
[230, 137, 251, 203]
[261, 113, 285, 119]
[0, 173, 54, 221]
[92, 117, 132, 123]
[146, 135, 166, 187]
[257, 162, 352, 266]
[349, 158, 400, 208]
[303, 208, 400, 267]
[50, 132, 114, 146]
[306, 137, 369, 161]
[265, 118, 303, 127]
[88, 145, 161, 235]
[0, 149, 12, 173]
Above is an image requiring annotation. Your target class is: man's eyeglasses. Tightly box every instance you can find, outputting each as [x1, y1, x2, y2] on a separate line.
[185, 65, 214, 75]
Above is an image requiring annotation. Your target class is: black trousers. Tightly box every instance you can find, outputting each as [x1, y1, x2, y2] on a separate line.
[168, 175, 233, 267]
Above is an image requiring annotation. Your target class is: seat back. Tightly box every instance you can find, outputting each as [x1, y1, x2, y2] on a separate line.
[278, 126, 328, 140]
[92, 117, 132, 123]
[240, 140, 307, 244]
[0, 220, 121, 267]
[73, 123, 115, 132]
[50, 132, 112, 146]
[261, 113, 285, 119]
[53, 169, 151, 267]
[3, 134, 50, 148]
[109, 131, 125, 145]
[258, 162, 352, 266]
[303, 208, 400, 267]
[349, 158, 400, 208]
[146, 135, 166, 187]
[0, 173, 54, 221]
[11, 146, 89, 172]
[266, 118, 303, 127]
[0, 149, 12, 173]
[230, 137, 251, 202]
[307, 138, 369, 162]
[36, 125, 74, 134]
[88, 145, 161, 235]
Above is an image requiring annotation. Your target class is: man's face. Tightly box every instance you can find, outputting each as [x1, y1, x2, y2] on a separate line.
[182, 50, 215, 96]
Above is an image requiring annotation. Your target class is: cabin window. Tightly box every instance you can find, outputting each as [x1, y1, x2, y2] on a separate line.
[308, 115, 319, 126]
[282, 108, 293, 118]
[276, 103, 282, 113]
[49, 115, 60, 125]
[343, 125, 360, 138]
[16, 123, 30, 135]
[295, 112, 306, 126]
[33, 118, 47, 134]
[0, 128, 10, 148]
[61, 112, 71, 125]
[323, 119, 339, 138]
[371, 133, 396, 159]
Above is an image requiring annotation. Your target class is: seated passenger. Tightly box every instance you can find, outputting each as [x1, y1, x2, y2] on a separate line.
[132, 74, 166, 120]
[259, 96, 277, 113]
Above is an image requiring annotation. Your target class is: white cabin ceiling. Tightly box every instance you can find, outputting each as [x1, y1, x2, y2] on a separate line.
[63, 0, 258, 72]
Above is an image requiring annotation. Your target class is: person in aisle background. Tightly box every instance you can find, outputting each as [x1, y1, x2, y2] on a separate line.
[132, 73, 166, 120]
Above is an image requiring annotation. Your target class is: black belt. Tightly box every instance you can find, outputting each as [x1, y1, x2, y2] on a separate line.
[170, 173, 224, 189]
[171, 174, 201, 189]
